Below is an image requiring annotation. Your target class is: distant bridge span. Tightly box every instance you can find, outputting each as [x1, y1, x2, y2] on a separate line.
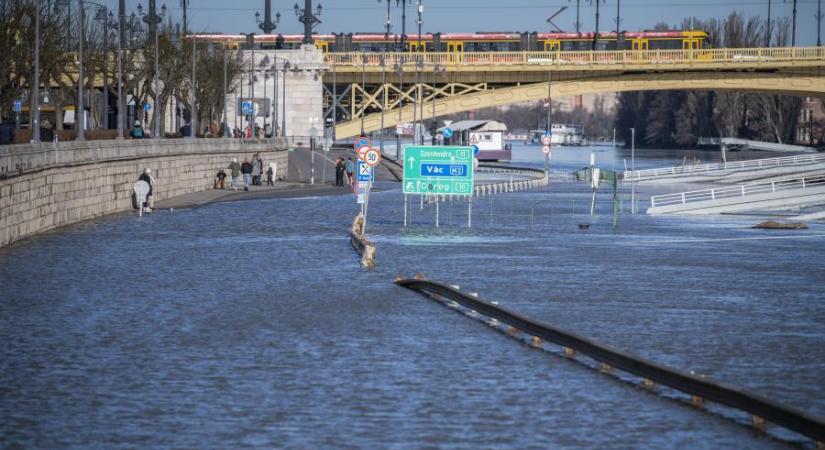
[323, 47, 825, 140]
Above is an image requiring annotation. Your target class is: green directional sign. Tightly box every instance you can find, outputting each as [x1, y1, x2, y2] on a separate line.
[402, 145, 475, 195]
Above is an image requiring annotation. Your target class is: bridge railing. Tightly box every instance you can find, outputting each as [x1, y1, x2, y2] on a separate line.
[325, 46, 825, 67]
[625, 153, 825, 181]
[649, 175, 825, 208]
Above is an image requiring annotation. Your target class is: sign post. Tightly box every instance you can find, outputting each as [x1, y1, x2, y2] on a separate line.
[402, 145, 475, 228]
[13, 100, 21, 130]
[542, 134, 552, 173]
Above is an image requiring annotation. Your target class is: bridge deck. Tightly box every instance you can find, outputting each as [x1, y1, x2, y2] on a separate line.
[326, 46, 825, 72]
[625, 153, 825, 182]
[647, 176, 825, 214]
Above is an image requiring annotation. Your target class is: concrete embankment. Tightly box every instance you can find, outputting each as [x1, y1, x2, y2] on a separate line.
[0, 139, 287, 248]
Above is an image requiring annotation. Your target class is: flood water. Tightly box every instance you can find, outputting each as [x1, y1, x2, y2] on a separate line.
[1, 145, 823, 449]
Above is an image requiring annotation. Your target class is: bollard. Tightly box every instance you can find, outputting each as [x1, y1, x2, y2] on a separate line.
[599, 363, 612, 374]
[487, 318, 499, 327]
[751, 415, 766, 431]
[642, 379, 655, 390]
[564, 347, 575, 358]
[531, 336, 542, 347]
[691, 396, 704, 408]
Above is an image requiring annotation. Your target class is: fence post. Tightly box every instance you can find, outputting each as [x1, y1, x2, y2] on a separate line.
[741, 185, 746, 196]
[681, 193, 686, 204]
[711, 189, 716, 200]
[771, 182, 775, 192]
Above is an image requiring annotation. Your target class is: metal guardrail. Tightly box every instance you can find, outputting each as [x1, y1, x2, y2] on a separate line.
[625, 153, 825, 181]
[650, 176, 825, 208]
[326, 46, 825, 68]
[396, 277, 825, 445]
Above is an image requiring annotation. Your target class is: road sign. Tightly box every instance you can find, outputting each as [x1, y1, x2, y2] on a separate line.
[402, 146, 474, 195]
[442, 128, 453, 139]
[541, 135, 552, 146]
[358, 146, 370, 161]
[354, 136, 370, 151]
[143, 103, 151, 112]
[364, 148, 381, 167]
[542, 145, 551, 155]
[241, 101, 252, 115]
[13, 100, 22, 113]
[357, 160, 374, 182]
[356, 182, 368, 204]
[471, 144, 480, 156]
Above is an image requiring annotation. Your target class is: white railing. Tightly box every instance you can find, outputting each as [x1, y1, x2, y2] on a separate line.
[325, 46, 825, 68]
[649, 176, 825, 208]
[625, 153, 825, 181]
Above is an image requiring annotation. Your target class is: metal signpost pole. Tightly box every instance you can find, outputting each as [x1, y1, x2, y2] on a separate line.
[191, 37, 197, 139]
[32, 1, 41, 143]
[223, 44, 229, 137]
[116, 7, 124, 140]
[77, 0, 85, 141]
[631, 127, 636, 214]
[380, 54, 386, 154]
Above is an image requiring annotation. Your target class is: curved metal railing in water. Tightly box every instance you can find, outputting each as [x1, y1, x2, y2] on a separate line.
[396, 277, 825, 445]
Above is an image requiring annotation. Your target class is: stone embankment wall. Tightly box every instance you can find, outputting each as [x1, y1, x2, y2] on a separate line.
[0, 139, 287, 248]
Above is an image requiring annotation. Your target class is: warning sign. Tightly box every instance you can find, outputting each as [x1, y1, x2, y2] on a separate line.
[469, 131, 503, 151]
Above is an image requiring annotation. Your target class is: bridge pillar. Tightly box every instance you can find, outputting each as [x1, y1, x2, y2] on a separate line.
[230, 45, 325, 142]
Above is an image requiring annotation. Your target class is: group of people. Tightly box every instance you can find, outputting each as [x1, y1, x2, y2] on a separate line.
[223, 153, 273, 191]
[0, 118, 57, 144]
[334, 157, 355, 187]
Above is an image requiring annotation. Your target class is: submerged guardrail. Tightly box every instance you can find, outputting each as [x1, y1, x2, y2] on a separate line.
[624, 153, 825, 182]
[396, 276, 825, 446]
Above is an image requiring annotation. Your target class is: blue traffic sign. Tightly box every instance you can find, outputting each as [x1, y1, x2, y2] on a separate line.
[471, 144, 479, 156]
[357, 160, 374, 182]
[143, 103, 151, 112]
[354, 136, 370, 151]
[442, 127, 453, 139]
[13, 100, 22, 113]
[241, 101, 253, 115]
[421, 163, 468, 177]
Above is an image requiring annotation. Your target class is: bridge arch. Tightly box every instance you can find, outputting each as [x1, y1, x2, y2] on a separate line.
[332, 71, 825, 140]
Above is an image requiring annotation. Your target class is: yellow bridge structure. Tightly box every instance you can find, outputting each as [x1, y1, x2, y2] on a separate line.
[323, 47, 825, 140]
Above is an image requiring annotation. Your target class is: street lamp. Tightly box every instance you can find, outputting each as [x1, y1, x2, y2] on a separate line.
[260, 56, 271, 136]
[94, 6, 112, 132]
[431, 63, 446, 145]
[138, 1, 167, 139]
[281, 61, 291, 138]
[240, 32, 256, 131]
[294, 0, 323, 45]
[256, 1, 281, 34]
[378, 0, 412, 51]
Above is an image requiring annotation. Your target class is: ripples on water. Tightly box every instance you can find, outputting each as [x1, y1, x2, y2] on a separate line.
[1, 146, 823, 448]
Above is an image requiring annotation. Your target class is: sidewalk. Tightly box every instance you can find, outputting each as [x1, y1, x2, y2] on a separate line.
[155, 181, 352, 210]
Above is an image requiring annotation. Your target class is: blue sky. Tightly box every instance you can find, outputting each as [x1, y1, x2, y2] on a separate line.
[94, 0, 818, 45]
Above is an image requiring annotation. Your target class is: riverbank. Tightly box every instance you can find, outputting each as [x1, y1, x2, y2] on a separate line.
[154, 182, 352, 210]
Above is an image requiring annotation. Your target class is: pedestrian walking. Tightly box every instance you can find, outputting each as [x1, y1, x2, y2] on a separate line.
[334, 157, 345, 187]
[240, 158, 253, 191]
[228, 157, 241, 190]
[266, 166, 274, 186]
[251, 155, 262, 186]
[345, 157, 355, 186]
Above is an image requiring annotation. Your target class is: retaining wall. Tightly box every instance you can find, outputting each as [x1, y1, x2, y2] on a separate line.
[0, 139, 287, 248]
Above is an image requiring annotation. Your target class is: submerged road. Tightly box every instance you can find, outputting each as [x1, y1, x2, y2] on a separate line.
[1, 145, 824, 448]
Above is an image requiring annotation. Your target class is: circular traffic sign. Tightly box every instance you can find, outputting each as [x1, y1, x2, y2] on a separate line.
[541, 135, 551, 146]
[354, 136, 371, 151]
[442, 128, 453, 139]
[471, 144, 480, 156]
[364, 148, 382, 167]
[358, 145, 370, 161]
[542, 145, 551, 155]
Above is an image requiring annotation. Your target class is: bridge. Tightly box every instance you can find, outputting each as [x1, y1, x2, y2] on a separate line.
[624, 153, 825, 183]
[323, 47, 825, 140]
[646, 175, 825, 215]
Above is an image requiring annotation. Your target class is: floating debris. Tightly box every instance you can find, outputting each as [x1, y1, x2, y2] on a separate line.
[752, 221, 808, 230]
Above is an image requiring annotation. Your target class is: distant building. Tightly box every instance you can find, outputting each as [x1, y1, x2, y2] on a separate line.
[797, 97, 824, 145]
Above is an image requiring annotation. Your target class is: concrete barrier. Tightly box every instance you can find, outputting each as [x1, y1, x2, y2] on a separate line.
[0, 139, 287, 248]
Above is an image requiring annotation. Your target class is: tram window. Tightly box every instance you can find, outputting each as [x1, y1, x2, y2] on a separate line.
[649, 39, 682, 50]
[561, 41, 590, 51]
[594, 41, 612, 51]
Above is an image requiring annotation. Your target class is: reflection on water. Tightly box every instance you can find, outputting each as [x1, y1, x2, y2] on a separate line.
[1, 153, 823, 448]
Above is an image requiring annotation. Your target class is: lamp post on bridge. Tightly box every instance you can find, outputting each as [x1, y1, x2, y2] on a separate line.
[294, 0, 322, 45]
[256, 0, 281, 34]
[138, 0, 166, 139]
[379, 0, 412, 51]
[241, 33, 256, 133]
